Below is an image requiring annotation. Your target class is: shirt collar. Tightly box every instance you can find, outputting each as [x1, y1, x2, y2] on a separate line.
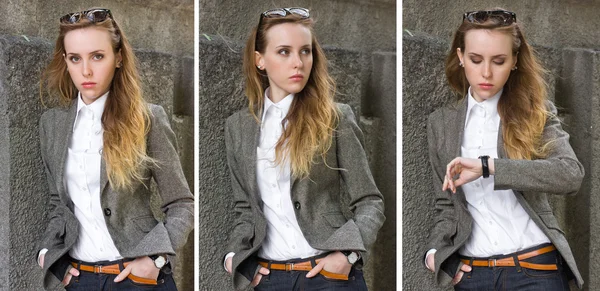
[465, 87, 502, 125]
[73, 92, 108, 131]
[261, 87, 295, 122]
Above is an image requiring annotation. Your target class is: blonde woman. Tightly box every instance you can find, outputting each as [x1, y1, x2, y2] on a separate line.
[425, 9, 584, 290]
[37, 8, 193, 290]
[223, 7, 385, 291]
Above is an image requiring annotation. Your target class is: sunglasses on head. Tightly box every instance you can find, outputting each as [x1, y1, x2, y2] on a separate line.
[60, 8, 112, 24]
[255, 7, 310, 50]
[463, 10, 516, 25]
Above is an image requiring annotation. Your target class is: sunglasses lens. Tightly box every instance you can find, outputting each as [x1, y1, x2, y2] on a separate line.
[263, 9, 287, 18]
[289, 8, 309, 18]
[88, 10, 109, 22]
[60, 13, 80, 24]
[465, 10, 515, 25]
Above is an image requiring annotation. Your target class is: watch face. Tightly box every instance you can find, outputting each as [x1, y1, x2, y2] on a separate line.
[347, 252, 359, 264]
[154, 256, 167, 268]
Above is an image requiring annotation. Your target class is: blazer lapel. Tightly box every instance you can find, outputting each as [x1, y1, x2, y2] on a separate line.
[450, 98, 468, 158]
[243, 114, 261, 205]
[100, 156, 108, 194]
[56, 101, 78, 200]
[497, 123, 506, 158]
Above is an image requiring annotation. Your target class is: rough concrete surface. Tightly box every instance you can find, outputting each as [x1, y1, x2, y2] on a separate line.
[402, 30, 600, 290]
[198, 33, 396, 290]
[0, 0, 193, 56]
[0, 34, 194, 290]
[199, 0, 396, 53]
[403, 0, 600, 51]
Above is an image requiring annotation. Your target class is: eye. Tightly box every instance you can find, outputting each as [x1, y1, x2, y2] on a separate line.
[92, 54, 104, 61]
[278, 49, 289, 56]
[300, 48, 311, 55]
[470, 58, 482, 64]
[493, 59, 505, 65]
[68, 56, 81, 63]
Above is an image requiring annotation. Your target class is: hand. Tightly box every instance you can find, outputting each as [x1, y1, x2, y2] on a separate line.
[114, 256, 160, 283]
[251, 267, 270, 287]
[225, 256, 233, 273]
[425, 253, 435, 272]
[452, 264, 472, 285]
[443, 157, 483, 193]
[305, 251, 352, 278]
[38, 253, 44, 268]
[62, 267, 80, 286]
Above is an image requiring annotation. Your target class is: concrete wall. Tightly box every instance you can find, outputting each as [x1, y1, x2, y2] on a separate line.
[0, 1, 194, 290]
[403, 2, 600, 290]
[198, 0, 396, 290]
[0, 0, 193, 56]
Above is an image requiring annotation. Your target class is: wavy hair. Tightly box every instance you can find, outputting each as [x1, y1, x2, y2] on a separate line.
[243, 13, 338, 178]
[41, 11, 152, 190]
[445, 10, 550, 160]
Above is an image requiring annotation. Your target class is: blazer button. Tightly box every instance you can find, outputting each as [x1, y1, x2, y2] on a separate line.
[104, 208, 112, 216]
[294, 202, 301, 210]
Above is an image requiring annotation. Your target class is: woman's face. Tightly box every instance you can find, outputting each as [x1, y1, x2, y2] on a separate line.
[256, 22, 313, 102]
[457, 29, 517, 102]
[63, 27, 121, 104]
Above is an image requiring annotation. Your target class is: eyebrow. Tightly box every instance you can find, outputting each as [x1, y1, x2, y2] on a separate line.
[467, 52, 507, 58]
[65, 49, 106, 56]
[274, 44, 312, 49]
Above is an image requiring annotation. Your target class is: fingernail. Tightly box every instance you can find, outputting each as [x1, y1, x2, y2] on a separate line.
[466, 266, 472, 271]
[266, 270, 270, 274]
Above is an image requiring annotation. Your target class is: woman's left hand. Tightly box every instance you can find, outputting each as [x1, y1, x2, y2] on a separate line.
[113, 256, 160, 283]
[305, 251, 352, 278]
[443, 157, 487, 193]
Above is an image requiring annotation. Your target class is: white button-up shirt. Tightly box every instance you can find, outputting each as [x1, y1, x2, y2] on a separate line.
[256, 87, 324, 261]
[459, 87, 550, 257]
[65, 92, 122, 262]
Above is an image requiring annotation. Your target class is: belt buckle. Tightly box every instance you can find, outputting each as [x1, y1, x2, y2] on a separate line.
[488, 259, 496, 267]
[285, 263, 294, 271]
[94, 265, 102, 273]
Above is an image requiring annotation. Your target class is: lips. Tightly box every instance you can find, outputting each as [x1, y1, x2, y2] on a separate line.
[82, 82, 96, 89]
[479, 83, 493, 90]
[290, 74, 304, 81]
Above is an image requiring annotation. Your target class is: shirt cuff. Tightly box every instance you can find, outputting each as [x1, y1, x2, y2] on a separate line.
[224, 252, 235, 272]
[425, 249, 437, 270]
[38, 248, 49, 267]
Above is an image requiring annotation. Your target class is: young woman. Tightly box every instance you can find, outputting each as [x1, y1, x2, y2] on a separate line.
[37, 8, 194, 290]
[223, 7, 385, 291]
[425, 9, 584, 290]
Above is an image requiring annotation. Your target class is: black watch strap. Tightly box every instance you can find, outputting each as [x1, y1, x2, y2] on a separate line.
[479, 155, 490, 178]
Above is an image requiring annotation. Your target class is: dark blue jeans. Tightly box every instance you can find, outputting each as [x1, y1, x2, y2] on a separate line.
[65, 259, 177, 291]
[254, 256, 368, 291]
[455, 247, 570, 291]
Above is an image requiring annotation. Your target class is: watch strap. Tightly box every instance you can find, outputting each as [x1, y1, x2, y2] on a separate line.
[479, 155, 490, 178]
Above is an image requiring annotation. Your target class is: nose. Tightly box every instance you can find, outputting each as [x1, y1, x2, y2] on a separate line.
[293, 53, 303, 69]
[482, 62, 491, 79]
[82, 60, 92, 77]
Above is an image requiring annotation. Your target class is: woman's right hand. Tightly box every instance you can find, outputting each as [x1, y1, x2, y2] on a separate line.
[251, 267, 270, 287]
[62, 267, 80, 286]
[38, 253, 44, 268]
[426, 253, 435, 272]
[225, 256, 233, 273]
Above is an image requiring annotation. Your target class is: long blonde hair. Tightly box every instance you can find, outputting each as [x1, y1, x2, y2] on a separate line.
[446, 11, 550, 160]
[41, 11, 152, 190]
[243, 13, 338, 178]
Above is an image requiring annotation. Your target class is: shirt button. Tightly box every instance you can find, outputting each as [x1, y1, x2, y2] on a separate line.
[489, 221, 493, 225]
[81, 187, 87, 191]
[271, 184, 277, 188]
[291, 245, 296, 250]
[294, 202, 301, 210]
[104, 208, 112, 216]
[494, 241, 498, 246]
[99, 148, 103, 155]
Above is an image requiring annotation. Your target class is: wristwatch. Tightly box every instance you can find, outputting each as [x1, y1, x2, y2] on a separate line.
[342, 251, 360, 265]
[479, 155, 490, 178]
[149, 254, 167, 269]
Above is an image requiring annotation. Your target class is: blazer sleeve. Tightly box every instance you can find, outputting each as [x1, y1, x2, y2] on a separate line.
[224, 114, 255, 255]
[147, 105, 194, 259]
[336, 104, 386, 265]
[37, 111, 72, 279]
[493, 101, 585, 194]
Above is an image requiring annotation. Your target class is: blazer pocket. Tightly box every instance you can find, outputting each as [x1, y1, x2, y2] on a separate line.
[539, 213, 566, 236]
[132, 215, 158, 233]
[323, 213, 347, 228]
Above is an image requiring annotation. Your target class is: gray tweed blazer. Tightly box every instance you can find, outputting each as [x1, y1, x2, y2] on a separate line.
[426, 98, 584, 288]
[224, 103, 385, 291]
[37, 101, 194, 290]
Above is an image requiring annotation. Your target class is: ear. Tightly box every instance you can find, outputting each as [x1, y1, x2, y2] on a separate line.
[512, 51, 518, 68]
[255, 51, 264, 70]
[115, 49, 123, 68]
[456, 48, 465, 65]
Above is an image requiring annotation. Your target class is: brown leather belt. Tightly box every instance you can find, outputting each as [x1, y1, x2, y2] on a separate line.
[258, 259, 349, 280]
[71, 262, 158, 285]
[460, 245, 558, 271]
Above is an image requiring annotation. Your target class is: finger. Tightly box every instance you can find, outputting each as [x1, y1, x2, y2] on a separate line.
[62, 274, 72, 286]
[69, 267, 80, 276]
[442, 175, 449, 191]
[114, 264, 132, 282]
[258, 267, 270, 275]
[251, 274, 263, 287]
[460, 264, 472, 272]
[452, 270, 464, 285]
[306, 260, 325, 278]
